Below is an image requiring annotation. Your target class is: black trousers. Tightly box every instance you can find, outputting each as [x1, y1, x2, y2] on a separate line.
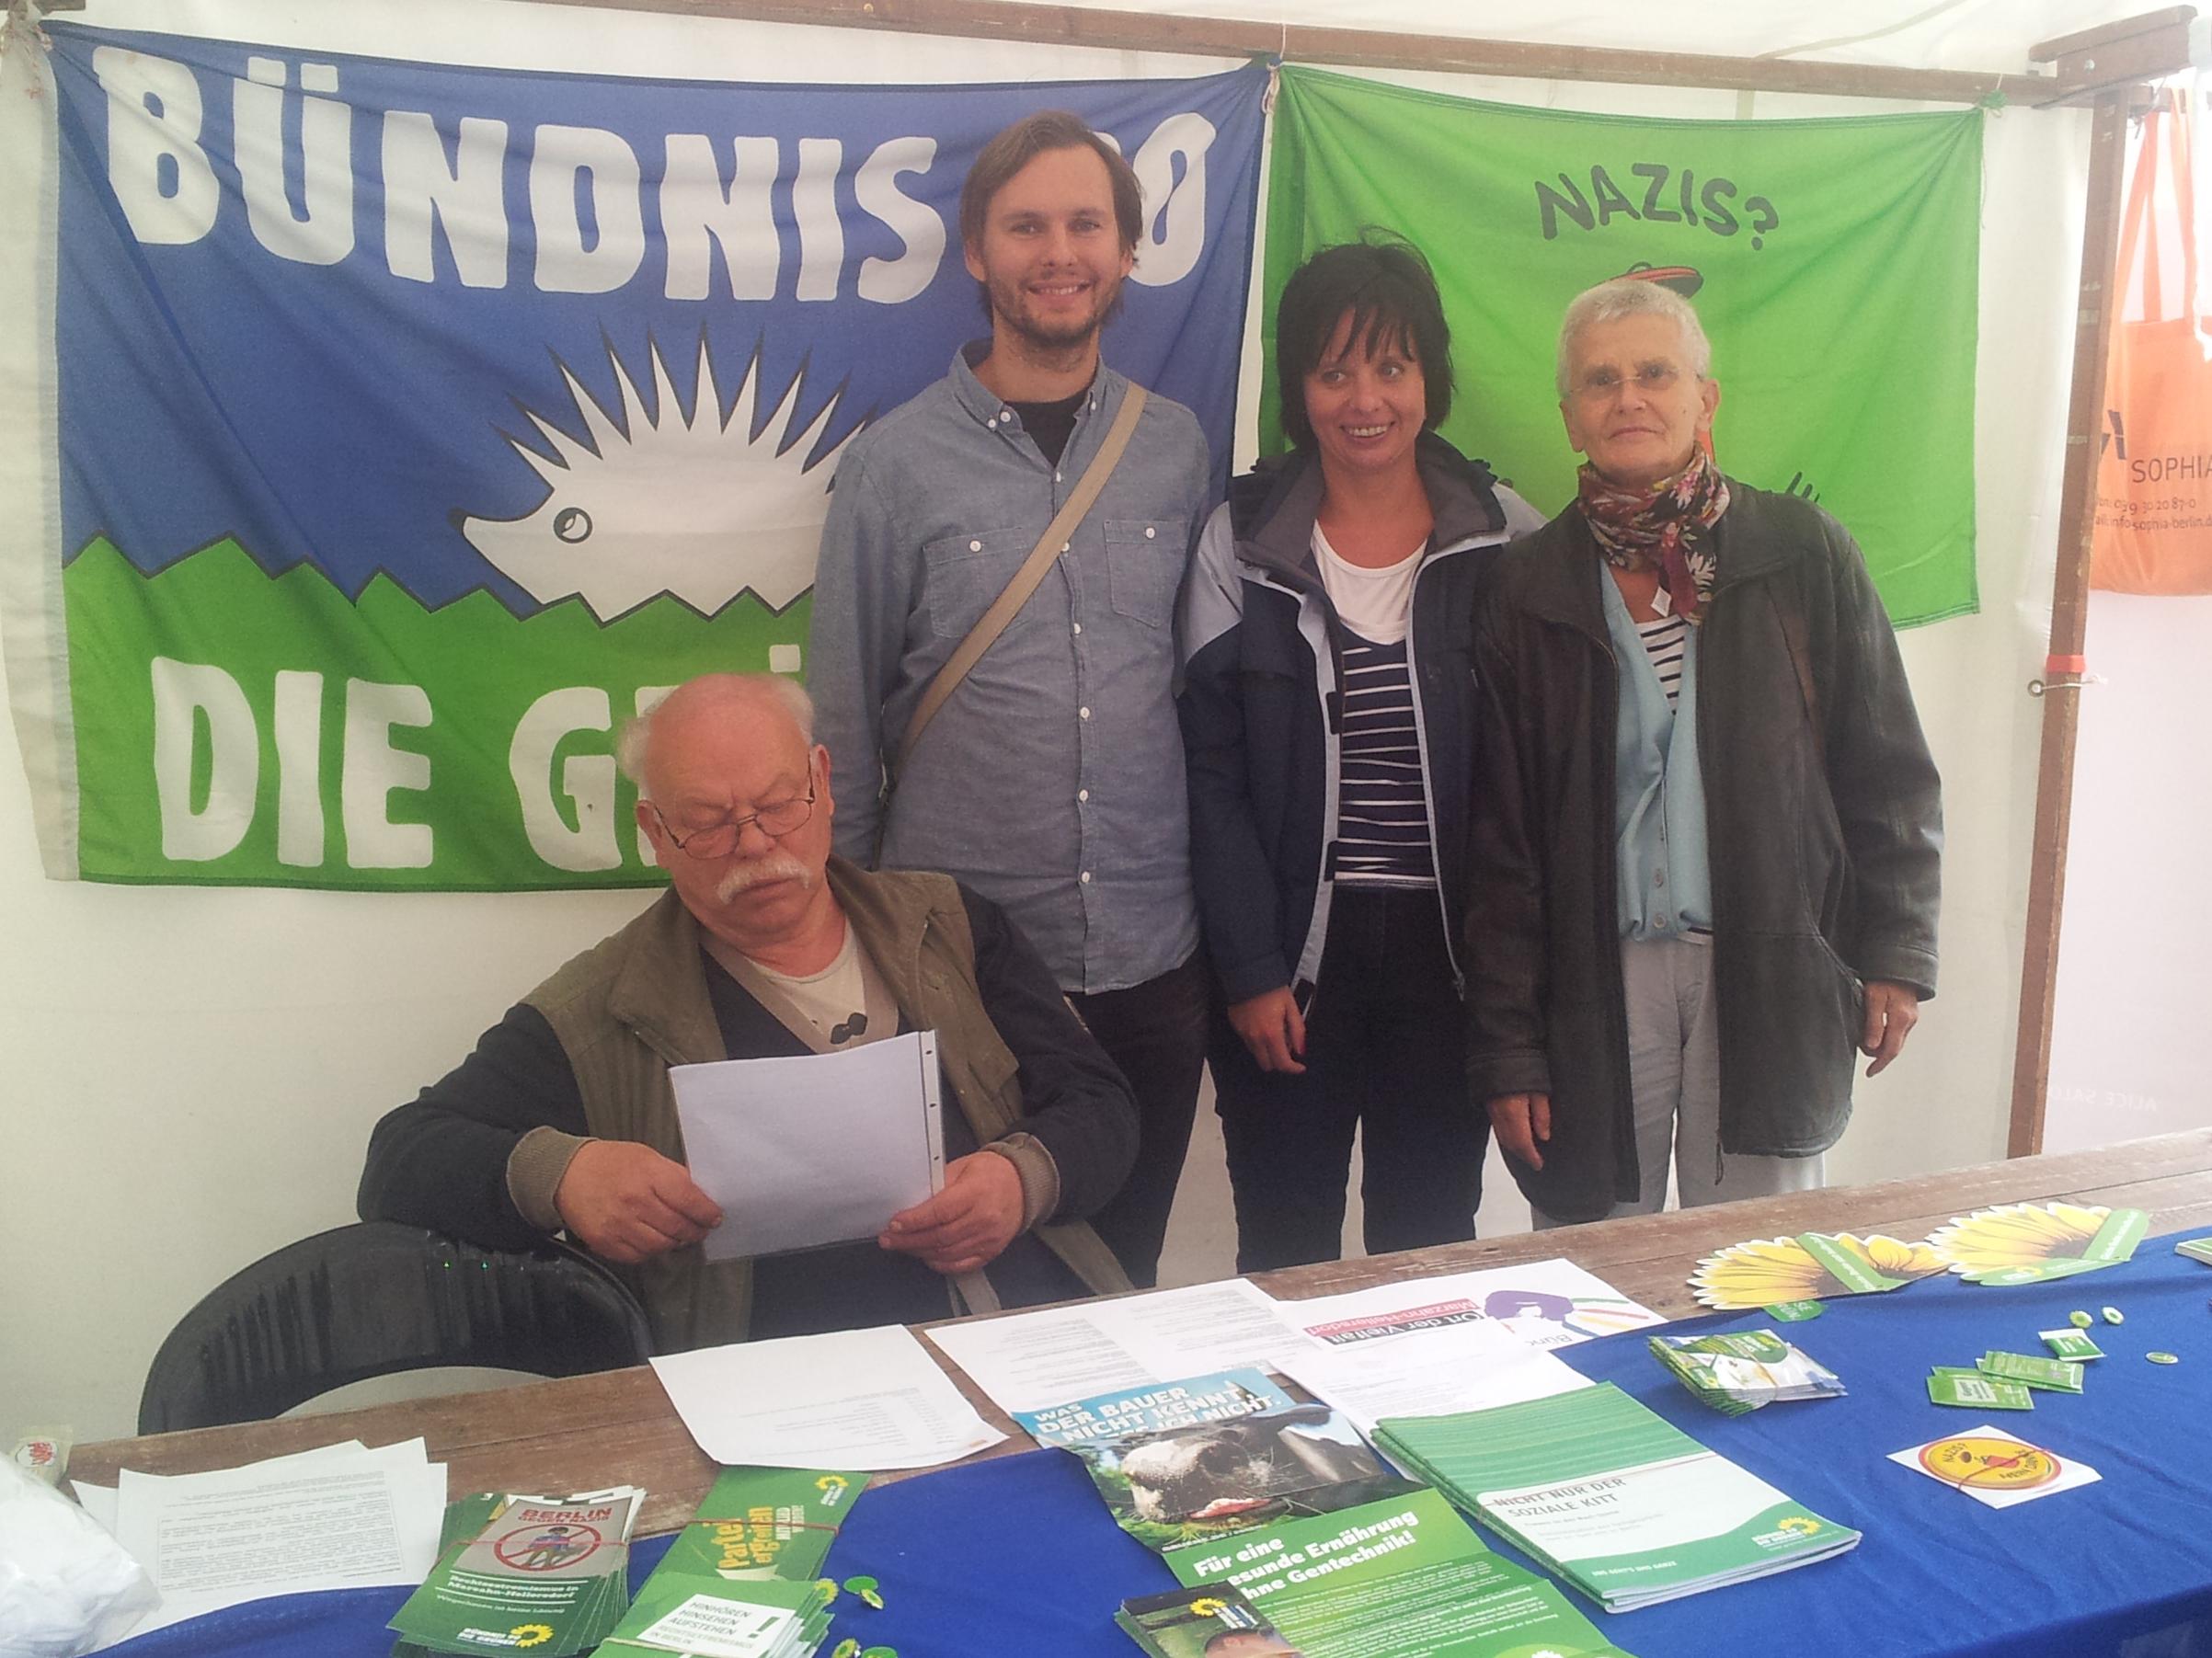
[1065, 952, 1210, 1288]
[1209, 886, 1485, 1274]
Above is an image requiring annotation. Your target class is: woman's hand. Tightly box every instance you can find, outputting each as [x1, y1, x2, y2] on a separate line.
[1228, 987, 1308, 1074]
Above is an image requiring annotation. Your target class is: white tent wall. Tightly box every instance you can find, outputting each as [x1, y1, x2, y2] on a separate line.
[0, 0, 2128, 1443]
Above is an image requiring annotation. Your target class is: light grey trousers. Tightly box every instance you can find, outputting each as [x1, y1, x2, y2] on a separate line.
[1534, 933, 1826, 1229]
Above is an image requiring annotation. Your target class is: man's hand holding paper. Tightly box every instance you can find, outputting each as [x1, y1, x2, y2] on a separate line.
[555, 1142, 723, 1264]
[880, 1151, 1026, 1275]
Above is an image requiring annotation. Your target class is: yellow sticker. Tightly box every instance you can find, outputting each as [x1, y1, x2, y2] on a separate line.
[1917, 1435, 2060, 1492]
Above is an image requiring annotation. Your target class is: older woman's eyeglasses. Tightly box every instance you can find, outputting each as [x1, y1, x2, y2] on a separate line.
[1573, 363, 1685, 401]
[648, 777, 817, 860]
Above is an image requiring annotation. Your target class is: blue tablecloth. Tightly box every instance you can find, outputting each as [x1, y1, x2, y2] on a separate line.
[100, 1235, 2212, 1657]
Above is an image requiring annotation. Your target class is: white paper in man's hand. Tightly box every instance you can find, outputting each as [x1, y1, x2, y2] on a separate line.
[672, 1031, 946, 1262]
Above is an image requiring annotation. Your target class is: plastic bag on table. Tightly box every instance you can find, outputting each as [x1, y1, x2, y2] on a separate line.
[0, 1457, 155, 1657]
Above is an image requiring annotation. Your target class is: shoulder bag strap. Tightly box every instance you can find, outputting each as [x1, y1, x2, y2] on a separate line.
[893, 383, 1149, 776]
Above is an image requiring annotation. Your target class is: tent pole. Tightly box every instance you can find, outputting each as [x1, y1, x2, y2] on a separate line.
[2006, 86, 2132, 1158]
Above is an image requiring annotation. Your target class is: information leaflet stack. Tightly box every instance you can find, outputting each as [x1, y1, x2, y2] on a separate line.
[1647, 1330, 1847, 1415]
[389, 1486, 643, 1657]
[1376, 1385, 1860, 1612]
[598, 1466, 866, 1658]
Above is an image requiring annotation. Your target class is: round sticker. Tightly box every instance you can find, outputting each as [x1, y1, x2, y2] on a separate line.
[2148, 1351, 2180, 1365]
[2069, 1310, 2093, 1329]
[1917, 1435, 2060, 1492]
[2101, 1306, 2125, 1324]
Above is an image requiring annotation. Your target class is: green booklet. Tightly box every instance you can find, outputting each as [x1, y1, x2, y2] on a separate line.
[388, 1487, 644, 1657]
[655, 1467, 866, 1583]
[1377, 1385, 1859, 1613]
[593, 1466, 865, 1658]
[1015, 1369, 1419, 1556]
[1163, 1487, 1636, 1656]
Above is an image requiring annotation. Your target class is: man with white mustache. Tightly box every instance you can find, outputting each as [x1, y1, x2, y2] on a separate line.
[810, 111, 1215, 1289]
[360, 673, 1138, 1352]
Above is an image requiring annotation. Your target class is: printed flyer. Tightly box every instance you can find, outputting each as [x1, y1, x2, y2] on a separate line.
[1164, 1489, 1634, 1657]
[388, 1487, 643, 1656]
[1378, 1385, 1858, 1612]
[1018, 1370, 1417, 1556]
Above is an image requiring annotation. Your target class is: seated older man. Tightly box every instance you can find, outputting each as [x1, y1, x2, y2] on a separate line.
[360, 672, 1136, 1350]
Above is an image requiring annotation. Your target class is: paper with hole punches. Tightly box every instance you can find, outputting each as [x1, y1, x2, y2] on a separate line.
[672, 1031, 945, 1263]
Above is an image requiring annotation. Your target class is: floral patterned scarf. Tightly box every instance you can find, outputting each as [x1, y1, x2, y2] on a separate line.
[1576, 452, 1731, 623]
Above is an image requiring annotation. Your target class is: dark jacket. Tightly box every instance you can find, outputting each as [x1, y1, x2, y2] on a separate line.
[361, 861, 1136, 1349]
[1178, 434, 1542, 1005]
[1466, 484, 1943, 1222]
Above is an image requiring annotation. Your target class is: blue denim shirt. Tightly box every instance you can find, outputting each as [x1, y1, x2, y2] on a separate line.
[808, 345, 1211, 993]
[1601, 572, 1713, 939]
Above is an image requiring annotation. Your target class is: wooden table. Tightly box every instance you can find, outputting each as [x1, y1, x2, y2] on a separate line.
[71, 1128, 2212, 1537]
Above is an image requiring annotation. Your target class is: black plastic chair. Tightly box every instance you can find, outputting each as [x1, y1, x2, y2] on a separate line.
[138, 1222, 654, 1435]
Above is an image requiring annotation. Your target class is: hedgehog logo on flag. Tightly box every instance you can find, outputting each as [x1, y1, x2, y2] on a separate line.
[457, 337, 861, 622]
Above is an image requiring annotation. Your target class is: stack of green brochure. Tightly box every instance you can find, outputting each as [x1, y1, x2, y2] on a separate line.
[597, 1466, 867, 1658]
[1158, 1487, 1637, 1656]
[389, 1486, 644, 1656]
[1376, 1385, 1860, 1612]
[1117, 1585, 1298, 1656]
[1649, 1330, 1846, 1414]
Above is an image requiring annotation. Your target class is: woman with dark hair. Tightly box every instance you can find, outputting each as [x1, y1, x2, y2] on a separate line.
[1178, 240, 1542, 1271]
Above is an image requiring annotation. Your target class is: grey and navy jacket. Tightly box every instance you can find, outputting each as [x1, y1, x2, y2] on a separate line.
[1176, 434, 1544, 1009]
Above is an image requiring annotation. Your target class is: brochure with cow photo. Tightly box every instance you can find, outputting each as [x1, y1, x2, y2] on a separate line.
[1015, 1369, 1420, 1556]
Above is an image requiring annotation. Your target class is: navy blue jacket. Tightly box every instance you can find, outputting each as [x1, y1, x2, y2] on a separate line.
[1176, 435, 1542, 1007]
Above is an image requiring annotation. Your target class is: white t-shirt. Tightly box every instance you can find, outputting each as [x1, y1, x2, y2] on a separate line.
[1312, 523, 1426, 646]
[742, 924, 873, 1048]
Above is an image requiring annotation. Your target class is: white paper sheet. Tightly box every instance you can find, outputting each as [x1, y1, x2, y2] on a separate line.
[922, 1278, 1313, 1414]
[672, 1031, 946, 1262]
[103, 1439, 444, 1638]
[1267, 1258, 1665, 1351]
[650, 1325, 1003, 1470]
[1273, 1318, 1592, 1435]
[75, 1439, 373, 1536]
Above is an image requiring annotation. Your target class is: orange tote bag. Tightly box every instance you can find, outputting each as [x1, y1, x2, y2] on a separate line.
[2094, 90, 2212, 594]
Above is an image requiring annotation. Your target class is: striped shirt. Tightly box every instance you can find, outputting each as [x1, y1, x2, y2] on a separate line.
[1637, 612, 1691, 709]
[1335, 632, 1436, 887]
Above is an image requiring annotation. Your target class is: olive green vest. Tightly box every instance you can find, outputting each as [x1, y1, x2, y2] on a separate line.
[525, 858, 1130, 1351]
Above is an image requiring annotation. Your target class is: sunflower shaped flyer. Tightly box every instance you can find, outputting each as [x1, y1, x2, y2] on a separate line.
[1927, 1202, 2149, 1286]
[1691, 1231, 1948, 1311]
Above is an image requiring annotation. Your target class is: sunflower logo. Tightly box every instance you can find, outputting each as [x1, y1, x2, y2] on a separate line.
[509, 1625, 555, 1649]
[1690, 1232, 1944, 1309]
[1927, 1203, 2110, 1279]
[1775, 1515, 1822, 1536]
[1189, 1598, 1228, 1618]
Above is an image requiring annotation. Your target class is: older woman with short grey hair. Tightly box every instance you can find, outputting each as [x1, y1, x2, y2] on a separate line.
[1466, 276, 1943, 1229]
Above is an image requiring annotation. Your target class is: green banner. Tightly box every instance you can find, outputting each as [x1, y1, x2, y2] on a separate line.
[1266, 67, 1982, 626]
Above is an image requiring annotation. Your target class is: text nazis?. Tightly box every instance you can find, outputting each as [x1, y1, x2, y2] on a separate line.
[1537, 163, 1780, 249]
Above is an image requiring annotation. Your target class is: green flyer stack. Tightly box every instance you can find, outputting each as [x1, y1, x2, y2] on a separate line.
[1377, 1386, 1860, 1611]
